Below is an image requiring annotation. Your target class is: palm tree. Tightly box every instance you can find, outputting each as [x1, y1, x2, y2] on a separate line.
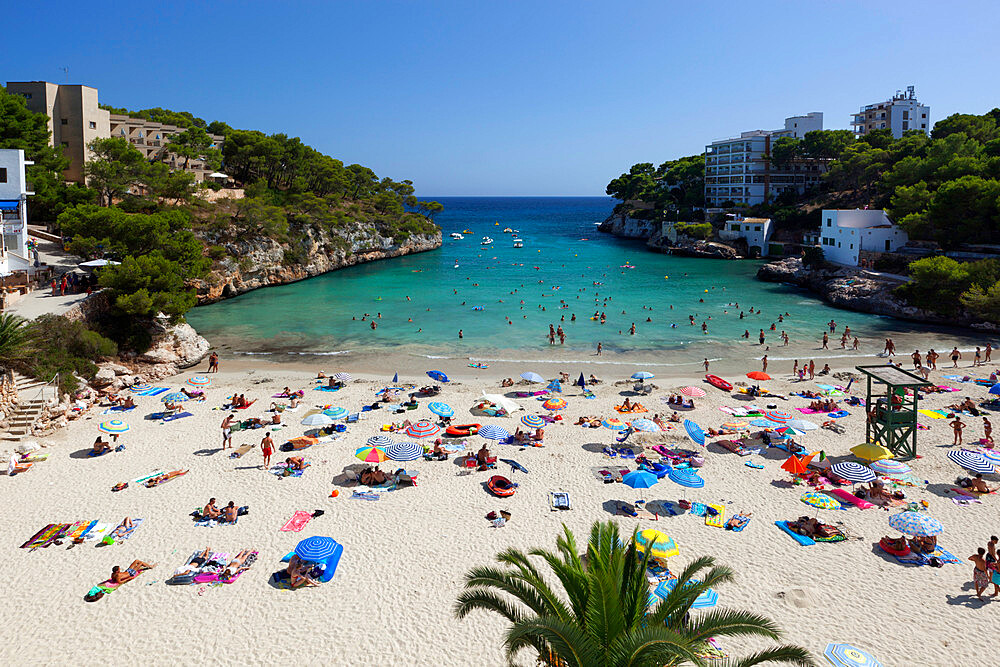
[455, 520, 813, 667]
[0, 314, 30, 365]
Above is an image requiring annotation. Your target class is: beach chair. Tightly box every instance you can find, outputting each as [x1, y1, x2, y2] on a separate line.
[345, 413, 360, 423]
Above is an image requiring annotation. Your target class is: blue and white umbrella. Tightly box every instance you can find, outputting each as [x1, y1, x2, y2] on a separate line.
[323, 406, 349, 420]
[888, 511, 943, 537]
[426, 370, 449, 383]
[334, 372, 352, 382]
[750, 418, 781, 428]
[630, 419, 659, 432]
[428, 402, 454, 418]
[366, 435, 394, 448]
[667, 467, 705, 489]
[990, 383, 1000, 396]
[301, 413, 335, 426]
[520, 372, 544, 383]
[478, 425, 510, 441]
[824, 643, 883, 667]
[294, 536, 340, 562]
[829, 462, 876, 483]
[947, 449, 996, 475]
[386, 441, 423, 462]
[787, 418, 818, 431]
[683, 419, 705, 447]
[653, 578, 719, 609]
[160, 392, 189, 403]
[631, 371, 655, 380]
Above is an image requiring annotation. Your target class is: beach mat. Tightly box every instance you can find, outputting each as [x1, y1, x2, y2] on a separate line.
[705, 503, 726, 528]
[162, 411, 193, 422]
[231, 443, 255, 458]
[21, 523, 64, 549]
[795, 408, 824, 414]
[280, 511, 313, 532]
[114, 518, 144, 542]
[918, 409, 946, 419]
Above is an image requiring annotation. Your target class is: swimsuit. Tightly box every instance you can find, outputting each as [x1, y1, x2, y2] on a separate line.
[126, 567, 138, 577]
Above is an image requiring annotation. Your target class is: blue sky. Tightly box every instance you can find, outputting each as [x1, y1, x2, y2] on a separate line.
[4, 1, 998, 196]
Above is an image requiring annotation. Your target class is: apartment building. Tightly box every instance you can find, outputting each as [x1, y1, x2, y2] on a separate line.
[704, 112, 826, 208]
[0, 149, 33, 273]
[851, 86, 930, 138]
[5, 82, 110, 183]
[109, 114, 224, 182]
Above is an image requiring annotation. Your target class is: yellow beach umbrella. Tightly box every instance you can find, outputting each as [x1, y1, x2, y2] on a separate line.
[850, 442, 893, 462]
[634, 529, 680, 559]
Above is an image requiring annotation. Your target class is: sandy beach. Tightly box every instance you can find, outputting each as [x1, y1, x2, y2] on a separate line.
[1, 349, 997, 666]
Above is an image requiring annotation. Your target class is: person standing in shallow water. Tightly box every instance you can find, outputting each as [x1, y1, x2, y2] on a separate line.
[208, 352, 219, 373]
[596, 342, 602, 356]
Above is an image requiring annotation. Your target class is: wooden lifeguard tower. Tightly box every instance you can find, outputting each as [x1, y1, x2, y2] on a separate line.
[856, 365, 932, 460]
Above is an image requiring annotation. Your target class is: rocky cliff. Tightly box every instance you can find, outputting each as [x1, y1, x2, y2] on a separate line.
[757, 257, 999, 331]
[192, 226, 442, 304]
[597, 212, 659, 240]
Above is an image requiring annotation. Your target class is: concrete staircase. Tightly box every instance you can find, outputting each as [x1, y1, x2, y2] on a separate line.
[0, 372, 56, 441]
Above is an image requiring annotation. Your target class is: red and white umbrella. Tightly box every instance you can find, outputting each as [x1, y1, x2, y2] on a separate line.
[679, 386, 706, 398]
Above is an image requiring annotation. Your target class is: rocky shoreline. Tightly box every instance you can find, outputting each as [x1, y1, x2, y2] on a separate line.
[597, 212, 740, 259]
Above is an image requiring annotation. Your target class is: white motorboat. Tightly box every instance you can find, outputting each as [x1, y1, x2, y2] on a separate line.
[513, 240, 523, 248]
[450, 232, 464, 239]
[481, 236, 494, 245]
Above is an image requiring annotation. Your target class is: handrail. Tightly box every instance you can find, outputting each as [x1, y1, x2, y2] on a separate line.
[26, 372, 59, 404]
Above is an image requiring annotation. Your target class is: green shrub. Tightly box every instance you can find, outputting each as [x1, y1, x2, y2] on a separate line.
[20, 315, 118, 393]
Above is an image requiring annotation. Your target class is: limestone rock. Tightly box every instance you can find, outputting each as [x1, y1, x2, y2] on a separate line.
[92, 368, 116, 387]
[139, 322, 211, 369]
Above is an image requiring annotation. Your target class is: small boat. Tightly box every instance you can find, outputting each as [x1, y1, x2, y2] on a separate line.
[481, 236, 494, 245]
[453, 262, 460, 269]
[502, 227, 513, 233]
[462, 229, 472, 234]
[705, 375, 733, 392]
[445, 423, 481, 437]
[450, 232, 464, 239]
[487, 475, 518, 497]
[513, 240, 523, 248]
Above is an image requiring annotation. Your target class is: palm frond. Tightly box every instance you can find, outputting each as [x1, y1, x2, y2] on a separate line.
[454, 588, 526, 624]
[462, 565, 555, 617]
[685, 608, 784, 643]
[609, 625, 706, 667]
[719, 645, 816, 667]
[505, 615, 601, 667]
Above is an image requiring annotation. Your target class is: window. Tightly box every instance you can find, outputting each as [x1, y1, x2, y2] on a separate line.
[60, 141, 68, 147]
[921, 113, 926, 118]
[850, 244, 853, 249]
[0, 168, 6, 183]
[22, 93, 32, 100]
[138, 131, 143, 138]
[89, 121, 96, 129]
[826, 219, 832, 227]
[902, 121, 909, 130]
[902, 111, 909, 120]
[754, 225, 762, 231]
[837, 242, 841, 248]
[60, 118, 68, 125]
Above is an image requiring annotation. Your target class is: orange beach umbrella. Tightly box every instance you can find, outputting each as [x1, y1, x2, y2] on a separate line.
[781, 455, 808, 475]
[746, 372, 771, 381]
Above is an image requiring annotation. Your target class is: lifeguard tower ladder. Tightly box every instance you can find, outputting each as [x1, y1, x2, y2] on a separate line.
[856, 365, 931, 460]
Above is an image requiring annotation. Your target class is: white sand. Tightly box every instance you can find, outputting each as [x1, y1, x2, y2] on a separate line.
[0, 354, 994, 666]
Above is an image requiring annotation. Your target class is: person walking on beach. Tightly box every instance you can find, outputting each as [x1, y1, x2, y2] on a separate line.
[974, 347, 982, 367]
[208, 352, 219, 373]
[759, 330, 765, 345]
[951, 347, 962, 368]
[911, 350, 922, 369]
[951, 416, 965, 446]
[986, 343, 993, 363]
[761, 355, 768, 373]
[984, 417, 993, 445]
[969, 548, 991, 600]
[261, 433, 274, 469]
[927, 349, 938, 370]
[821, 332, 829, 349]
[221, 413, 235, 450]
[596, 342, 602, 356]
[884, 338, 895, 356]
[792, 360, 799, 377]
[853, 336, 860, 351]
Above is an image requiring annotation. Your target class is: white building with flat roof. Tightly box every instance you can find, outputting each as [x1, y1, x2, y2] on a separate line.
[851, 86, 930, 138]
[819, 209, 908, 266]
[705, 112, 825, 208]
[718, 216, 772, 256]
[0, 149, 33, 275]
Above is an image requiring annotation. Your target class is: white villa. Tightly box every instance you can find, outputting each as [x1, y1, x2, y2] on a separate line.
[718, 215, 773, 256]
[0, 149, 33, 276]
[819, 209, 908, 266]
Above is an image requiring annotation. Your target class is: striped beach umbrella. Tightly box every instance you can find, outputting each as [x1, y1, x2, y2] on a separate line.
[947, 449, 996, 475]
[763, 409, 792, 423]
[830, 461, 877, 483]
[521, 414, 545, 429]
[542, 398, 567, 410]
[634, 529, 679, 559]
[354, 445, 388, 463]
[98, 419, 129, 435]
[386, 441, 423, 462]
[129, 383, 152, 393]
[366, 435, 394, 448]
[427, 402, 454, 418]
[602, 417, 627, 431]
[721, 420, 750, 431]
[888, 511, 943, 537]
[824, 643, 883, 667]
[186, 376, 211, 387]
[653, 578, 718, 609]
[322, 406, 348, 419]
[787, 418, 818, 431]
[404, 420, 440, 438]
[667, 467, 705, 489]
[160, 392, 189, 403]
[750, 418, 781, 428]
[301, 412, 334, 426]
[630, 419, 658, 432]
[333, 372, 352, 382]
[679, 386, 706, 398]
[294, 536, 339, 562]
[478, 425, 510, 441]
[979, 448, 1000, 466]
[520, 371, 544, 383]
[683, 419, 705, 446]
[631, 371, 655, 380]
[870, 459, 911, 476]
[801, 492, 842, 510]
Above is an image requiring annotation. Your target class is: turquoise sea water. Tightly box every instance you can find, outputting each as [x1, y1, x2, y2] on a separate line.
[187, 197, 970, 364]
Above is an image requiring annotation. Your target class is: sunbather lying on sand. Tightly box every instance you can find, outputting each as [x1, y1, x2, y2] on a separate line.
[110, 559, 155, 584]
[948, 398, 980, 416]
[500, 378, 514, 387]
[788, 516, 839, 538]
[108, 517, 134, 540]
[726, 511, 752, 529]
[180, 387, 205, 400]
[809, 399, 838, 412]
[220, 550, 255, 581]
[706, 427, 737, 437]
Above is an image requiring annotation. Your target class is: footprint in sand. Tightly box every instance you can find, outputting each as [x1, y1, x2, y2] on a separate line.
[776, 588, 814, 608]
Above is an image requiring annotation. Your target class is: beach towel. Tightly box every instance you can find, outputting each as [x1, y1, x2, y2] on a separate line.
[231, 443, 255, 458]
[144, 387, 169, 397]
[66, 520, 99, 541]
[689, 502, 708, 517]
[795, 407, 824, 414]
[280, 511, 313, 532]
[918, 409, 945, 419]
[133, 469, 165, 485]
[548, 492, 570, 511]
[315, 386, 341, 392]
[113, 518, 144, 542]
[728, 514, 751, 532]
[21, 523, 64, 549]
[705, 503, 726, 528]
[351, 490, 380, 501]
[101, 406, 136, 414]
[744, 460, 764, 469]
[162, 411, 193, 422]
[84, 523, 111, 542]
[774, 520, 815, 546]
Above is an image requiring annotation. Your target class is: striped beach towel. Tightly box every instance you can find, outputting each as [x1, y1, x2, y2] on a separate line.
[113, 518, 144, 542]
[21, 523, 65, 549]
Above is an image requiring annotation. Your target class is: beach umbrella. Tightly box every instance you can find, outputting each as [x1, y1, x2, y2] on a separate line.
[630, 419, 658, 432]
[386, 441, 423, 462]
[830, 461, 877, 483]
[602, 417, 628, 431]
[98, 419, 129, 435]
[653, 578, 718, 609]
[947, 449, 996, 475]
[679, 386, 706, 398]
[499, 458, 528, 474]
[521, 414, 545, 429]
[622, 470, 658, 501]
[870, 459, 911, 476]
[542, 397, 567, 410]
[667, 466, 705, 489]
[355, 445, 388, 462]
[781, 455, 808, 475]
[850, 442, 893, 462]
[683, 419, 705, 447]
[575, 373, 586, 388]
[323, 406, 348, 419]
[824, 643, 883, 667]
[301, 412, 335, 426]
[160, 392, 189, 403]
[392, 372, 399, 383]
[427, 402, 454, 418]
[294, 536, 340, 562]
[801, 492, 842, 510]
[749, 418, 780, 429]
[333, 372, 352, 382]
[426, 370, 449, 383]
[775, 426, 806, 437]
[763, 409, 792, 423]
[721, 420, 750, 431]
[129, 383, 152, 393]
[888, 511, 943, 537]
[990, 383, 1000, 396]
[631, 371, 655, 380]
[404, 420, 440, 438]
[520, 371, 544, 383]
[366, 435, 394, 448]
[634, 529, 679, 559]
[787, 418, 818, 431]
[187, 375, 211, 387]
[979, 448, 1000, 466]
[478, 425, 510, 441]
[746, 371, 771, 381]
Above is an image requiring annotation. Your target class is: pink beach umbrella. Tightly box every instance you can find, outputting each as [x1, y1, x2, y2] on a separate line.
[679, 386, 706, 398]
